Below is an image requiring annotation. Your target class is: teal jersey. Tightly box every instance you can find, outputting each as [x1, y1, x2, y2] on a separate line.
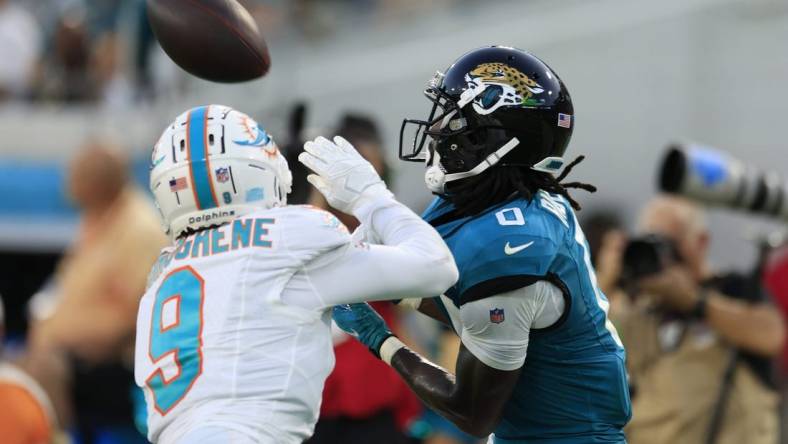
[422, 192, 631, 443]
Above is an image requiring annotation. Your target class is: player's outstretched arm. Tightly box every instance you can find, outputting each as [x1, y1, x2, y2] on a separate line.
[390, 342, 520, 437]
[333, 302, 522, 438]
[298, 136, 458, 306]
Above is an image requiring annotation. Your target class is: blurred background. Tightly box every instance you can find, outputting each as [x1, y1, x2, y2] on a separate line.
[0, 0, 787, 443]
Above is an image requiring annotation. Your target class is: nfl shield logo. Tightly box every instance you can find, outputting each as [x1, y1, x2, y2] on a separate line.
[215, 167, 230, 183]
[489, 308, 505, 324]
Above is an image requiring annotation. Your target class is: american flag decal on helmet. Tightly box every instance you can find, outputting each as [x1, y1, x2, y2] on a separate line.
[169, 177, 188, 192]
[490, 308, 505, 324]
[557, 113, 572, 128]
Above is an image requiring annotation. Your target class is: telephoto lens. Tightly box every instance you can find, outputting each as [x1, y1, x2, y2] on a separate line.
[659, 143, 788, 222]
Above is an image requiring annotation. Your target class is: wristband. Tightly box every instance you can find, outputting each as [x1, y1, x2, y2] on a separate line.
[379, 336, 406, 365]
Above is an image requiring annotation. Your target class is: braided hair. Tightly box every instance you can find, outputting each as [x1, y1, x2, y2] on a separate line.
[176, 223, 223, 240]
[445, 155, 596, 217]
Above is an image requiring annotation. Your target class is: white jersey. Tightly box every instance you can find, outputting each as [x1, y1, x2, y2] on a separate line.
[136, 206, 349, 443]
[135, 198, 458, 444]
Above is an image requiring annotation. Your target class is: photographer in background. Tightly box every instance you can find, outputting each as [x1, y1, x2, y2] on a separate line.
[604, 196, 785, 444]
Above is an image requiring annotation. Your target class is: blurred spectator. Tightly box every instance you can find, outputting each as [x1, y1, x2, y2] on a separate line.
[763, 243, 788, 444]
[32, 2, 132, 107]
[308, 113, 389, 224]
[90, 31, 133, 107]
[0, 0, 41, 100]
[0, 295, 59, 444]
[605, 196, 785, 444]
[582, 209, 625, 270]
[280, 102, 312, 204]
[23, 141, 167, 443]
[581, 209, 628, 313]
[33, 7, 93, 103]
[764, 241, 788, 371]
[84, 0, 124, 36]
[305, 113, 421, 444]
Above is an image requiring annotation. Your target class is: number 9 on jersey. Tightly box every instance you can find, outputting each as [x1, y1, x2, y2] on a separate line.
[145, 266, 205, 415]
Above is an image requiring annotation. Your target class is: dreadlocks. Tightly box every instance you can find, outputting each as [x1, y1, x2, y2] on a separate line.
[177, 223, 224, 240]
[445, 155, 597, 217]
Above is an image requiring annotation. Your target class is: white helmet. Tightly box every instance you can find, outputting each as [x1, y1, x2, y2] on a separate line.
[150, 105, 293, 238]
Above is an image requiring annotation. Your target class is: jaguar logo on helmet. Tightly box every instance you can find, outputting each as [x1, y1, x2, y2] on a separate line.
[465, 63, 546, 115]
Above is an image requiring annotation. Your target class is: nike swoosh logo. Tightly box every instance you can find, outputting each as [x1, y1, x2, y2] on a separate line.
[504, 241, 534, 255]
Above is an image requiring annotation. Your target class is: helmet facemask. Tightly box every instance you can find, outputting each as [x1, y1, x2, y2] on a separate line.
[399, 71, 468, 163]
[401, 72, 530, 194]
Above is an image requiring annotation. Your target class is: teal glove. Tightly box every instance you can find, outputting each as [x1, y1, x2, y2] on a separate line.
[332, 303, 394, 357]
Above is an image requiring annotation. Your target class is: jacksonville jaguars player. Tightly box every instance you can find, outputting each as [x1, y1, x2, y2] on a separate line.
[333, 46, 632, 443]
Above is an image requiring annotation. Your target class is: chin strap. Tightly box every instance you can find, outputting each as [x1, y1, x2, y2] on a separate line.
[443, 137, 520, 183]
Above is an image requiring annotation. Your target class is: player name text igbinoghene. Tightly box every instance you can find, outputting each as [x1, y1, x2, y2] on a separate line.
[175, 217, 276, 259]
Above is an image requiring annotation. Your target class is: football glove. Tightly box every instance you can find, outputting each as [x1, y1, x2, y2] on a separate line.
[298, 136, 392, 215]
[332, 303, 394, 357]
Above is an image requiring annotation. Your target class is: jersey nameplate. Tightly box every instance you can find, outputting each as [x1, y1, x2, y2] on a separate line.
[173, 218, 275, 261]
[538, 191, 568, 227]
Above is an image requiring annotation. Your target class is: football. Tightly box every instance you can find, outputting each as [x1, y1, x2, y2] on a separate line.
[146, 0, 271, 83]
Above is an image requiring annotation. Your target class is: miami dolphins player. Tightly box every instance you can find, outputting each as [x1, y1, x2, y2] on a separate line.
[333, 46, 631, 443]
[135, 105, 458, 443]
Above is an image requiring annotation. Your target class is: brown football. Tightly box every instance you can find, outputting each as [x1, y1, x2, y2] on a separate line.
[147, 0, 270, 83]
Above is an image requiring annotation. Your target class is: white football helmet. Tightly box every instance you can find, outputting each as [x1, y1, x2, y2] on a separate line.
[150, 105, 293, 238]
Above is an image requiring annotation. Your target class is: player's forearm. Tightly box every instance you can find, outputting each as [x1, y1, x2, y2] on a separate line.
[306, 246, 455, 307]
[382, 339, 486, 437]
[308, 196, 458, 304]
[354, 196, 457, 275]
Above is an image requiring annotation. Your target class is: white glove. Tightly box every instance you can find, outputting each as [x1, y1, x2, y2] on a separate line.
[298, 136, 393, 215]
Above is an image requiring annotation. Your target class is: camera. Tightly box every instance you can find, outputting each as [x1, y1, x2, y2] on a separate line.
[620, 234, 682, 285]
[659, 143, 788, 222]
